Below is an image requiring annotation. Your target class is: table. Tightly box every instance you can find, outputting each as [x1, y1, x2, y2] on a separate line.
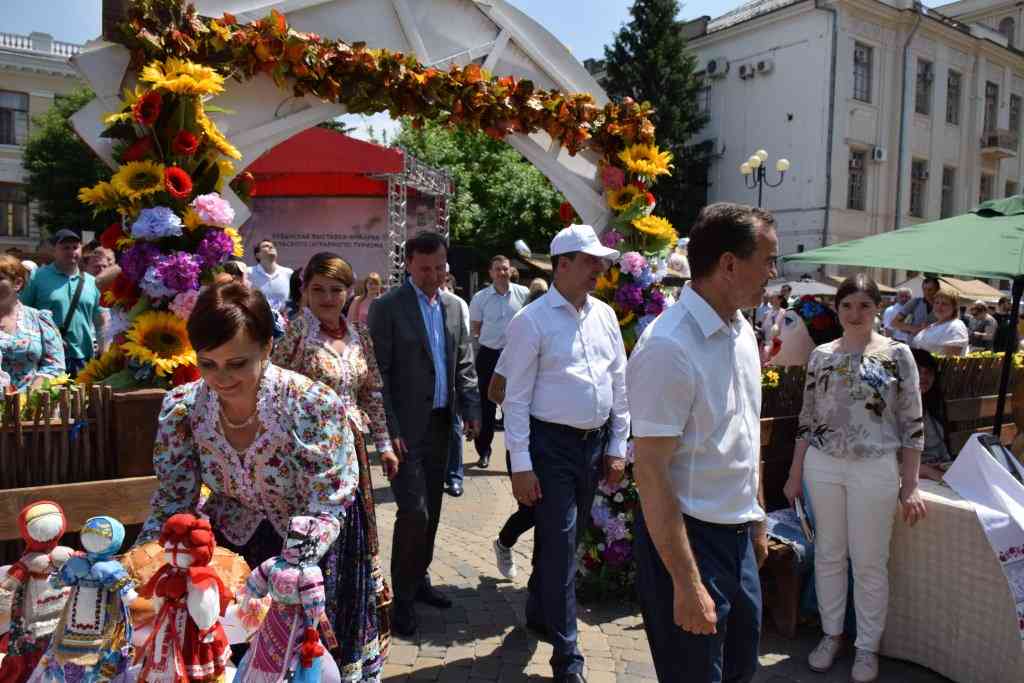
[881, 480, 1024, 682]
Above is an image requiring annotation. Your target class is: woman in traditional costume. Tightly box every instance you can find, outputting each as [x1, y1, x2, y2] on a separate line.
[272, 253, 395, 681]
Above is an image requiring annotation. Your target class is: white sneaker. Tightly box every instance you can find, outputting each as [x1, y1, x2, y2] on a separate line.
[851, 649, 879, 682]
[808, 634, 843, 672]
[493, 539, 517, 579]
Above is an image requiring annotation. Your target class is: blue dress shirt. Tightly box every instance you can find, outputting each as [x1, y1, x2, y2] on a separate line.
[412, 283, 448, 408]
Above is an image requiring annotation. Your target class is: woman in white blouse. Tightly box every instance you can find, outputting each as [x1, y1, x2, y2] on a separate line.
[912, 288, 969, 356]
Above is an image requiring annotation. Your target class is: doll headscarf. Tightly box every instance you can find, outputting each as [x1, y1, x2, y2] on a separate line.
[283, 516, 339, 566]
[18, 500, 67, 553]
[159, 513, 216, 567]
[81, 516, 126, 561]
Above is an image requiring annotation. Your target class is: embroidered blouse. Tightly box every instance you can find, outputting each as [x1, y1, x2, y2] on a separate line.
[798, 339, 924, 460]
[139, 364, 359, 546]
[0, 304, 65, 391]
[271, 308, 392, 454]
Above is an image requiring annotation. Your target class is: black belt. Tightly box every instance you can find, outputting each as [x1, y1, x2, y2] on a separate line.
[685, 515, 752, 534]
[532, 417, 609, 440]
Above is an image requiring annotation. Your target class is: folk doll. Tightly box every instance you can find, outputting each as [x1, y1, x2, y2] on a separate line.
[0, 501, 74, 683]
[28, 516, 135, 683]
[135, 514, 231, 683]
[234, 516, 340, 683]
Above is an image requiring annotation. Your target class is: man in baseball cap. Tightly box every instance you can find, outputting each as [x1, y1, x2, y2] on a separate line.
[499, 223, 629, 681]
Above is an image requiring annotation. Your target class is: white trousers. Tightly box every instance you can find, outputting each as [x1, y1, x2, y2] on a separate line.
[803, 445, 900, 652]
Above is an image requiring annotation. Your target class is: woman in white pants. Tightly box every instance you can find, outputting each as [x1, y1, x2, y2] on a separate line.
[783, 274, 928, 683]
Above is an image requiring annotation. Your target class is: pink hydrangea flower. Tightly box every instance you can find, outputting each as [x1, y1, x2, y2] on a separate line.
[191, 192, 235, 226]
[602, 165, 625, 190]
[619, 251, 647, 277]
[169, 290, 200, 320]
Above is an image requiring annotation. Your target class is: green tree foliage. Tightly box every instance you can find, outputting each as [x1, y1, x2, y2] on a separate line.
[22, 88, 113, 238]
[603, 0, 709, 230]
[394, 118, 564, 255]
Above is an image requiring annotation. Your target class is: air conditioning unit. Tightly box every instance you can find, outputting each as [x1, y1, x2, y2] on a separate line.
[738, 63, 755, 79]
[756, 58, 774, 75]
[705, 57, 729, 79]
[871, 146, 887, 162]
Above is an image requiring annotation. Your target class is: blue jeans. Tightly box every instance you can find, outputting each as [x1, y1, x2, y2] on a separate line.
[635, 508, 762, 683]
[446, 413, 464, 486]
[525, 417, 606, 676]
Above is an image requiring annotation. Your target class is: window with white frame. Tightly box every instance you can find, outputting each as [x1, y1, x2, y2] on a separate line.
[985, 82, 999, 132]
[915, 60, 933, 115]
[910, 159, 928, 217]
[853, 43, 872, 103]
[981, 173, 995, 202]
[0, 184, 28, 237]
[1000, 17, 1016, 48]
[946, 71, 961, 125]
[0, 91, 29, 146]
[847, 149, 866, 210]
[941, 167, 956, 218]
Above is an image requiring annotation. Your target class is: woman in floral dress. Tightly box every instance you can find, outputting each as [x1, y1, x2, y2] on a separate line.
[137, 282, 360, 670]
[0, 255, 65, 392]
[272, 252, 396, 683]
[783, 275, 927, 683]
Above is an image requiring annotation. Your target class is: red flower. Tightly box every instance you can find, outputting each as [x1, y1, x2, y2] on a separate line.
[101, 272, 140, 309]
[132, 91, 162, 127]
[172, 130, 199, 156]
[645, 192, 656, 206]
[171, 364, 201, 387]
[121, 136, 153, 163]
[559, 201, 576, 226]
[99, 222, 125, 251]
[164, 166, 194, 201]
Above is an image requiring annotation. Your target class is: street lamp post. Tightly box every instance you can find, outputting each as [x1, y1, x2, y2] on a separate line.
[740, 149, 790, 208]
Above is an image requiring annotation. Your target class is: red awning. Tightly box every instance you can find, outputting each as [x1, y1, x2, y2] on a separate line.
[247, 127, 406, 197]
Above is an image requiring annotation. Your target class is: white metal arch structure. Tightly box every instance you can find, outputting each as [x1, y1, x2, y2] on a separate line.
[71, 0, 612, 230]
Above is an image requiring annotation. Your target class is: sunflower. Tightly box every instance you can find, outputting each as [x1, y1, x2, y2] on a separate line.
[140, 58, 225, 96]
[182, 208, 203, 232]
[196, 105, 242, 160]
[224, 227, 244, 257]
[618, 310, 636, 328]
[595, 265, 620, 295]
[111, 161, 165, 202]
[632, 215, 678, 243]
[122, 311, 197, 377]
[606, 184, 644, 212]
[215, 159, 236, 191]
[78, 181, 120, 210]
[76, 347, 126, 386]
[618, 144, 673, 179]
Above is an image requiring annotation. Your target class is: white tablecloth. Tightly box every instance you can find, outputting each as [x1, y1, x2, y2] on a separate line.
[881, 479, 1024, 682]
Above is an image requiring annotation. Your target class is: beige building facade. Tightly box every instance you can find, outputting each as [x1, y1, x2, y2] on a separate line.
[0, 31, 83, 253]
[687, 0, 1024, 284]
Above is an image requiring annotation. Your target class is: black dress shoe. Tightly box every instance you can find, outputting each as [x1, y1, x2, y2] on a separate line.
[415, 583, 453, 609]
[391, 603, 418, 637]
[554, 674, 586, 683]
[478, 453, 491, 468]
[445, 481, 463, 497]
[524, 619, 553, 644]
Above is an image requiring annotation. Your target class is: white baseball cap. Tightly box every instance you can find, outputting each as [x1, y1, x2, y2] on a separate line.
[550, 224, 620, 261]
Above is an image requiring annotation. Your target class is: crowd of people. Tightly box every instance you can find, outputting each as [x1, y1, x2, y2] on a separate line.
[1, 206, 1018, 683]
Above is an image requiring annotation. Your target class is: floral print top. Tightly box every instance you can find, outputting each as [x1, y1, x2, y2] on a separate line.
[798, 339, 924, 460]
[139, 363, 358, 546]
[271, 308, 392, 454]
[0, 303, 66, 391]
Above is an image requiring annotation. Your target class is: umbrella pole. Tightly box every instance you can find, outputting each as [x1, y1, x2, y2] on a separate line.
[993, 276, 1024, 436]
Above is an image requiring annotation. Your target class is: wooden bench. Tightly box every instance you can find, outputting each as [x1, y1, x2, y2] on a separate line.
[758, 394, 1017, 638]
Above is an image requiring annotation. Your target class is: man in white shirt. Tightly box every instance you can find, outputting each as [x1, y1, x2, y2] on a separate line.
[469, 255, 530, 469]
[753, 292, 772, 341]
[882, 288, 912, 341]
[248, 240, 293, 311]
[627, 203, 774, 682]
[502, 224, 629, 683]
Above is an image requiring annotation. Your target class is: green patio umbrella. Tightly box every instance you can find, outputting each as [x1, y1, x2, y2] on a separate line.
[783, 195, 1024, 436]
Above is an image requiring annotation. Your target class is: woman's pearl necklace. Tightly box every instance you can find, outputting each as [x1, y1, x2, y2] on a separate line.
[220, 407, 258, 430]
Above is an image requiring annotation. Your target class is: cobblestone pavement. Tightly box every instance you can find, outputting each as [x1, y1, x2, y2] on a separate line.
[374, 435, 948, 682]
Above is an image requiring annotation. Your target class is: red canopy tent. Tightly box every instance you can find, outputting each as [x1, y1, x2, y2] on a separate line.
[247, 127, 404, 198]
